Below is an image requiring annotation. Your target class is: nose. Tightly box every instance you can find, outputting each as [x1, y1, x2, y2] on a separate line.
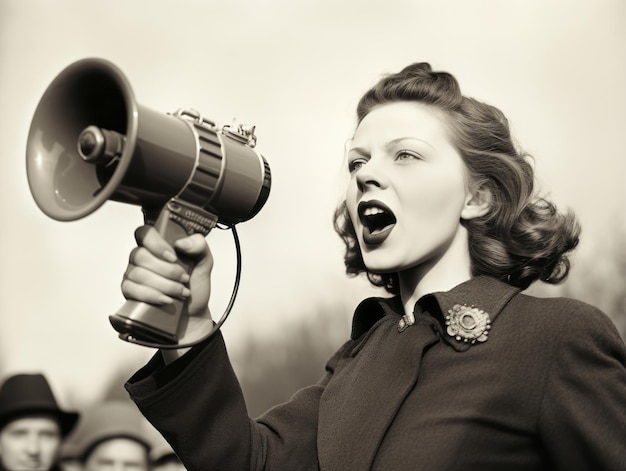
[355, 158, 387, 192]
[25, 435, 42, 456]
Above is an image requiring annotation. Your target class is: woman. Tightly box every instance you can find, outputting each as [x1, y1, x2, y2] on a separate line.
[123, 63, 626, 470]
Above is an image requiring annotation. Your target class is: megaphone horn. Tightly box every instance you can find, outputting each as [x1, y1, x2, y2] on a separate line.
[26, 58, 271, 345]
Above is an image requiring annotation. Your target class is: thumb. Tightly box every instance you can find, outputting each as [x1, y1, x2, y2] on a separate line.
[173, 233, 210, 256]
[173, 234, 213, 315]
[174, 234, 213, 275]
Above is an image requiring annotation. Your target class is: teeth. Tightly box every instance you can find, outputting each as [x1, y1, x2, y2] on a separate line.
[363, 207, 385, 216]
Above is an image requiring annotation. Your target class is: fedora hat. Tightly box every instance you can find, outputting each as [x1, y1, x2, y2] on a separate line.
[0, 373, 79, 437]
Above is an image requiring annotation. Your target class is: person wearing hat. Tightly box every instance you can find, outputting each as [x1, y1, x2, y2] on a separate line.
[0, 373, 79, 471]
[150, 437, 185, 471]
[64, 400, 152, 471]
[151, 446, 185, 471]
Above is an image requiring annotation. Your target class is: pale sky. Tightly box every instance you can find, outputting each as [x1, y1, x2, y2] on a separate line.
[1, 0, 624, 407]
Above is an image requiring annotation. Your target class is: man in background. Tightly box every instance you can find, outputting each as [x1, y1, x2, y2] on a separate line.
[64, 400, 152, 471]
[0, 373, 79, 471]
[151, 441, 186, 471]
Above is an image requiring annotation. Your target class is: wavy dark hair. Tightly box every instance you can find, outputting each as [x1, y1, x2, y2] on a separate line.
[333, 62, 580, 292]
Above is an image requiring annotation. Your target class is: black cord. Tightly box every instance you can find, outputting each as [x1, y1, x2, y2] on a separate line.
[119, 224, 242, 349]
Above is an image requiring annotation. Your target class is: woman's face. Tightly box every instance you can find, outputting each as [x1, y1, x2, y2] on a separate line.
[345, 101, 477, 276]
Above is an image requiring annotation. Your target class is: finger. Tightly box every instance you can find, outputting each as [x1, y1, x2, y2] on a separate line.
[121, 278, 177, 305]
[130, 247, 189, 283]
[134, 225, 178, 262]
[124, 265, 191, 300]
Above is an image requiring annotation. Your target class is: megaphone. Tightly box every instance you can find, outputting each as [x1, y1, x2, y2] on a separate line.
[26, 58, 271, 346]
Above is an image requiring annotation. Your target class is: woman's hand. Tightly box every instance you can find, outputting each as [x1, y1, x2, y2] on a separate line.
[121, 225, 214, 353]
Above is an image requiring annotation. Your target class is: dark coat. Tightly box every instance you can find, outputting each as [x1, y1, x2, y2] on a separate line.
[126, 276, 626, 471]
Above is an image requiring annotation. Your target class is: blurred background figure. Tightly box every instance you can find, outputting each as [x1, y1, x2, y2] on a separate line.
[150, 440, 185, 471]
[56, 442, 81, 471]
[0, 373, 79, 471]
[63, 400, 152, 471]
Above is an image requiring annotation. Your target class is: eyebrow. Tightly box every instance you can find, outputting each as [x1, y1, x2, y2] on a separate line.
[347, 136, 435, 155]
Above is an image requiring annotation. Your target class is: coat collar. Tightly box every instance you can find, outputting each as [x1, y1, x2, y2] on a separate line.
[350, 296, 403, 340]
[351, 276, 520, 352]
[318, 276, 520, 470]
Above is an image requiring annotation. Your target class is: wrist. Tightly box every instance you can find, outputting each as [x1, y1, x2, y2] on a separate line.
[161, 347, 192, 364]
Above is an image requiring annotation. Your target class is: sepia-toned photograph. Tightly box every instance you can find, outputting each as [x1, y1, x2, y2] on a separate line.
[1, 1, 624, 469]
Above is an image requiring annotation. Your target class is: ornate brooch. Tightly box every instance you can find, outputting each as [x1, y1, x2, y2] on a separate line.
[445, 304, 491, 344]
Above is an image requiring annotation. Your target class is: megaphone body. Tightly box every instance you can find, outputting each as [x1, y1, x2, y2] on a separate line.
[26, 58, 271, 345]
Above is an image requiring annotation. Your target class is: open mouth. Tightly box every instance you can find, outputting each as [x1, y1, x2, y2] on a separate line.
[358, 200, 397, 245]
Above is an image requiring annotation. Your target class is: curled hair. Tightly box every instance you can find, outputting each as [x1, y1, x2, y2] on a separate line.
[334, 62, 580, 292]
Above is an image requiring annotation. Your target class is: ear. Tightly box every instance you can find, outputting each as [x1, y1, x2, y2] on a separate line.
[461, 185, 492, 221]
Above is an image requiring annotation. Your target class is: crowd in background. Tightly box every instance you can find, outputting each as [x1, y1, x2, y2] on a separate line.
[0, 373, 185, 471]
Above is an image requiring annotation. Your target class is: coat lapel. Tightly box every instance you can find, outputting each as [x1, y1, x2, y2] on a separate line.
[418, 276, 520, 352]
[318, 308, 439, 471]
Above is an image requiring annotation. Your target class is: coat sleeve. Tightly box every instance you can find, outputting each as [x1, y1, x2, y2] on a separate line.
[125, 331, 351, 471]
[537, 300, 626, 470]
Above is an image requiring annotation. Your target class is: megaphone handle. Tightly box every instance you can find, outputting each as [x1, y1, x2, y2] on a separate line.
[110, 199, 218, 344]
[153, 202, 206, 273]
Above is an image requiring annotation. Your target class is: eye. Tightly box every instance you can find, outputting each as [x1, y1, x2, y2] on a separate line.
[394, 150, 422, 162]
[348, 157, 368, 173]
